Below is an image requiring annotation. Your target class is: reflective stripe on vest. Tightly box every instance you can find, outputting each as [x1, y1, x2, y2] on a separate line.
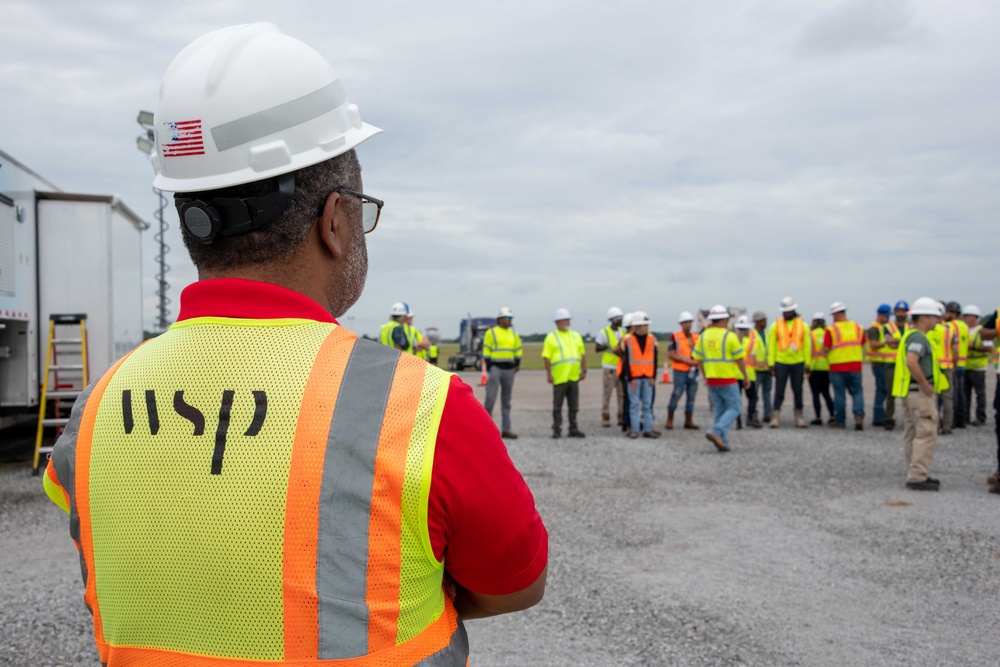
[627, 334, 656, 379]
[748, 330, 767, 370]
[939, 322, 956, 369]
[954, 319, 969, 367]
[775, 318, 804, 352]
[827, 321, 864, 366]
[867, 321, 894, 363]
[968, 326, 989, 370]
[810, 329, 829, 371]
[601, 326, 622, 367]
[47, 320, 466, 665]
[484, 326, 523, 362]
[694, 328, 743, 380]
[670, 330, 698, 372]
[550, 331, 581, 366]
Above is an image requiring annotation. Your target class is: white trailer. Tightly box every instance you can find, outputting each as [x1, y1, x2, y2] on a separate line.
[0, 148, 148, 429]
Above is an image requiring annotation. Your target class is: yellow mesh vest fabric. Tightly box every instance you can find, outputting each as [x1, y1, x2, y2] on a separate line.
[87, 318, 333, 660]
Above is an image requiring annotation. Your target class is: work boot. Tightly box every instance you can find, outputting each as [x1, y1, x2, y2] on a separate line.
[884, 419, 895, 431]
[642, 430, 661, 439]
[750, 415, 762, 429]
[602, 413, 610, 428]
[794, 409, 807, 428]
[736, 416, 743, 430]
[829, 422, 845, 430]
[666, 410, 675, 430]
[810, 417, 823, 426]
[854, 415, 864, 431]
[683, 411, 700, 430]
[987, 471, 999, 486]
[552, 430, 561, 439]
[502, 431, 519, 439]
[627, 430, 639, 439]
[568, 429, 586, 438]
[769, 410, 781, 428]
[705, 432, 729, 452]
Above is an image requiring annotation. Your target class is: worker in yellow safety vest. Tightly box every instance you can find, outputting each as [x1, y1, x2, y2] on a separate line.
[807, 313, 834, 425]
[891, 297, 950, 491]
[881, 300, 911, 431]
[962, 305, 990, 426]
[380, 302, 412, 352]
[944, 301, 969, 428]
[866, 304, 895, 428]
[404, 311, 430, 360]
[692, 305, 749, 452]
[823, 303, 866, 430]
[766, 297, 812, 428]
[42, 24, 547, 666]
[734, 315, 762, 429]
[666, 311, 701, 431]
[929, 302, 959, 434]
[594, 307, 625, 428]
[482, 306, 523, 439]
[543, 308, 587, 438]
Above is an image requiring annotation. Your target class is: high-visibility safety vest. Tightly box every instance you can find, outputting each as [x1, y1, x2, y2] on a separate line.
[627, 334, 657, 379]
[934, 322, 958, 370]
[953, 318, 969, 368]
[600, 326, 623, 368]
[483, 326, 523, 363]
[543, 329, 585, 385]
[43, 322, 468, 666]
[615, 332, 631, 378]
[892, 328, 949, 397]
[670, 330, 699, 372]
[746, 330, 767, 371]
[810, 329, 830, 372]
[767, 317, 810, 366]
[428, 344, 439, 360]
[692, 327, 745, 380]
[737, 333, 758, 381]
[867, 321, 895, 363]
[404, 324, 422, 358]
[968, 326, 989, 370]
[379, 319, 412, 353]
[826, 321, 865, 367]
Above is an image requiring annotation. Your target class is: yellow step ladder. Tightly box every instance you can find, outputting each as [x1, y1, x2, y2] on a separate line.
[33, 313, 89, 474]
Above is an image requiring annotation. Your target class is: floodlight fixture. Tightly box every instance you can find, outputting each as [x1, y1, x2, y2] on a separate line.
[136, 136, 153, 154]
[137, 110, 155, 127]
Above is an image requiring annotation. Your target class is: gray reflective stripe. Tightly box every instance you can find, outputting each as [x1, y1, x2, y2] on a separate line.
[317, 338, 399, 659]
[50, 381, 96, 588]
[211, 80, 348, 151]
[414, 619, 469, 667]
[553, 332, 580, 365]
[550, 358, 579, 366]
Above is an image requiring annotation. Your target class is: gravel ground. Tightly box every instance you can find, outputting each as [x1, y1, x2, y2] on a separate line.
[3, 369, 999, 666]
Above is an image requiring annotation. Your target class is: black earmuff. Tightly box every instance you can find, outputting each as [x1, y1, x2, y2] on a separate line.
[175, 173, 295, 245]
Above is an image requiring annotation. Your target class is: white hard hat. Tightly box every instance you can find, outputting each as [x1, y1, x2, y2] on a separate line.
[734, 315, 752, 330]
[390, 302, 408, 317]
[812, 312, 826, 321]
[909, 297, 941, 316]
[936, 301, 946, 316]
[678, 311, 694, 323]
[962, 304, 982, 317]
[607, 306, 624, 320]
[498, 306, 514, 319]
[152, 23, 382, 192]
[829, 302, 847, 314]
[779, 297, 798, 313]
[708, 304, 729, 321]
[553, 308, 571, 321]
[622, 312, 634, 328]
[631, 311, 651, 326]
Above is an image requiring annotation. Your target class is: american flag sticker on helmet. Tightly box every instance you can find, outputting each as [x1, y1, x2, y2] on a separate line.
[161, 120, 205, 157]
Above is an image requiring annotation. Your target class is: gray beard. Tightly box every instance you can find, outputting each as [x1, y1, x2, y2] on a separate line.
[327, 222, 368, 319]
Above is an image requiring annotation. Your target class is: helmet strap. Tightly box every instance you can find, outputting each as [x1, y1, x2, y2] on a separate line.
[175, 173, 296, 244]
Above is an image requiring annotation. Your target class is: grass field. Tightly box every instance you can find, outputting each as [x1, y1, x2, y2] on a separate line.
[432, 341, 610, 371]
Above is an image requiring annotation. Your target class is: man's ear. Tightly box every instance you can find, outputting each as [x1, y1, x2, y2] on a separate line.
[318, 191, 344, 260]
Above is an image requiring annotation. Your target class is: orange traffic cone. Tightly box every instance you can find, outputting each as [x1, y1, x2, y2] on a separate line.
[479, 360, 488, 386]
[660, 360, 671, 384]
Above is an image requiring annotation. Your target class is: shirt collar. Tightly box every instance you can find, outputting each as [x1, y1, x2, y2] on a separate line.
[176, 278, 338, 323]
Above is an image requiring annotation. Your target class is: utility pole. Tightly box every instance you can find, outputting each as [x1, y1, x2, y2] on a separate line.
[136, 111, 171, 331]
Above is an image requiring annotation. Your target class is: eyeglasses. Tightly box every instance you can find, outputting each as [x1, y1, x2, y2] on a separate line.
[333, 188, 383, 234]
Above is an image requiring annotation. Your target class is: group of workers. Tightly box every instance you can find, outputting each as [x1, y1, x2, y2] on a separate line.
[380, 297, 1000, 497]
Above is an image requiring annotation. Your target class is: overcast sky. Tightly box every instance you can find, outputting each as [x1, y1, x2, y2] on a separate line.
[2, 0, 998, 338]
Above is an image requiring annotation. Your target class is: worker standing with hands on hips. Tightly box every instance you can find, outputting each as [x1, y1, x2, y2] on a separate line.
[594, 307, 625, 428]
[482, 306, 523, 439]
[42, 24, 546, 666]
[891, 297, 949, 490]
[693, 305, 749, 452]
[666, 311, 700, 430]
[543, 308, 587, 438]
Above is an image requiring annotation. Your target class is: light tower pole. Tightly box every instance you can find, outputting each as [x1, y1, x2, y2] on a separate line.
[136, 111, 171, 331]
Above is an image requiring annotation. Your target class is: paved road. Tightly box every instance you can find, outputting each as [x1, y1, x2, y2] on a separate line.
[3, 369, 998, 666]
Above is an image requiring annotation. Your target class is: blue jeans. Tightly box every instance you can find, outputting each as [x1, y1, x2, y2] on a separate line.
[628, 378, 655, 433]
[756, 371, 772, 419]
[830, 371, 864, 425]
[667, 368, 698, 413]
[707, 383, 741, 445]
[871, 363, 888, 423]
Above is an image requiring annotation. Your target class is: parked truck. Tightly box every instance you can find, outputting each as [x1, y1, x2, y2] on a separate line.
[447, 316, 497, 371]
[0, 148, 148, 429]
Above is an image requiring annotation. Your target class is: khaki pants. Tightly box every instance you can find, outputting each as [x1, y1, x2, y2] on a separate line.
[903, 390, 938, 483]
[602, 368, 623, 423]
[939, 368, 954, 429]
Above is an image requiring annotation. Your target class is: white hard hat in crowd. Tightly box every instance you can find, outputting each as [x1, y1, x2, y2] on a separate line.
[829, 302, 847, 314]
[936, 301, 946, 316]
[631, 311, 651, 326]
[622, 312, 635, 328]
[498, 306, 514, 319]
[708, 304, 729, 321]
[779, 297, 798, 313]
[962, 304, 982, 317]
[152, 23, 382, 192]
[553, 308, 572, 321]
[812, 312, 825, 321]
[607, 306, 623, 320]
[678, 311, 694, 323]
[909, 297, 941, 316]
[389, 302, 408, 317]
[735, 315, 752, 330]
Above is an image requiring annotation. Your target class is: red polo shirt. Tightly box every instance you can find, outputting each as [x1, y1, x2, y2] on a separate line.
[177, 279, 547, 595]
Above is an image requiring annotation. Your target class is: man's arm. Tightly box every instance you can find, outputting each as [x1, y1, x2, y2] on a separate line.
[452, 566, 547, 619]
[391, 326, 408, 351]
[867, 326, 885, 350]
[907, 352, 933, 396]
